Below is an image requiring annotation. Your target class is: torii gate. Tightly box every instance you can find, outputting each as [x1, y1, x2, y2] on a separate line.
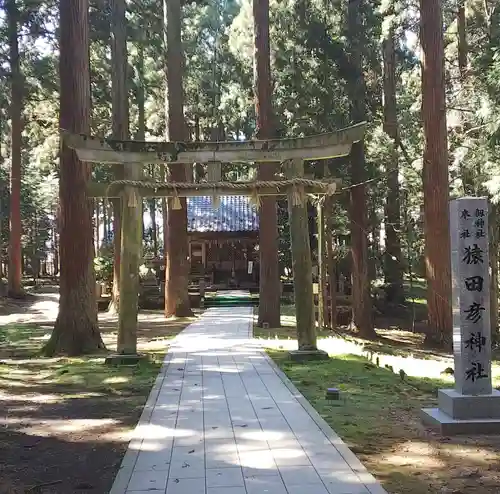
[64, 122, 366, 362]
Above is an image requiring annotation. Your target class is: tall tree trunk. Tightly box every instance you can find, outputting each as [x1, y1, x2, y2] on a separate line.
[369, 204, 378, 281]
[6, 0, 23, 298]
[490, 203, 499, 339]
[317, 201, 328, 329]
[326, 235, 337, 330]
[347, 0, 376, 338]
[163, 0, 192, 317]
[457, 0, 468, 79]
[108, 202, 113, 242]
[44, 0, 104, 356]
[53, 207, 59, 276]
[253, 0, 281, 328]
[149, 168, 158, 257]
[109, 0, 130, 313]
[135, 43, 156, 257]
[95, 199, 100, 255]
[420, 0, 452, 346]
[102, 199, 108, 247]
[382, 25, 405, 304]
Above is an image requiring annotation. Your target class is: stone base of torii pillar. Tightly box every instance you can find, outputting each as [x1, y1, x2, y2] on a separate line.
[421, 197, 500, 435]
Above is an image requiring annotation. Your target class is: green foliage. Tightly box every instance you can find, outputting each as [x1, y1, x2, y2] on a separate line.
[94, 252, 114, 285]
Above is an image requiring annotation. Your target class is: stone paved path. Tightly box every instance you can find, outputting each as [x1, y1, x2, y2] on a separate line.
[110, 304, 387, 494]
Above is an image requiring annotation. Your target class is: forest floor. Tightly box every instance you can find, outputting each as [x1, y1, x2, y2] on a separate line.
[260, 304, 500, 494]
[0, 291, 196, 494]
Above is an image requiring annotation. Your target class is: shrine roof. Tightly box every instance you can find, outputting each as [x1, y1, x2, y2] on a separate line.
[187, 196, 259, 233]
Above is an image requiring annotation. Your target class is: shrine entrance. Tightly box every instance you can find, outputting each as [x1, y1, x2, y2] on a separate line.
[64, 122, 365, 361]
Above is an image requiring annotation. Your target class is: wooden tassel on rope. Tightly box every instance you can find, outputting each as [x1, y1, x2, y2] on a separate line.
[291, 185, 305, 206]
[249, 187, 261, 209]
[127, 188, 138, 207]
[172, 187, 182, 210]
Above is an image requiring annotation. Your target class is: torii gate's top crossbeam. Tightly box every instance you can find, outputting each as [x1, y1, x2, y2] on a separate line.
[63, 122, 366, 165]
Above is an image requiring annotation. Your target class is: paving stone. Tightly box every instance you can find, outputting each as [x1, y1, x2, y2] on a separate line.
[244, 474, 287, 494]
[206, 467, 245, 488]
[206, 452, 240, 469]
[239, 449, 278, 477]
[279, 465, 322, 486]
[319, 470, 370, 494]
[286, 485, 329, 494]
[168, 458, 205, 479]
[207, 487, 247, 494]
[127, 469, 168, 492]
[166, 477, 206, 494]
[270, 447, 312, 467]
[171, 445, 205, 463]
[134, 450, 171, 471]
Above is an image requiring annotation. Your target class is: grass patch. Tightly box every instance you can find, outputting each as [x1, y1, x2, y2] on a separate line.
[269, 350, 500, 494]
[0, 353, 164, 397]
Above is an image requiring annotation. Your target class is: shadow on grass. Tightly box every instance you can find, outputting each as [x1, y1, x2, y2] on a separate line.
[268, 350, 500, 494]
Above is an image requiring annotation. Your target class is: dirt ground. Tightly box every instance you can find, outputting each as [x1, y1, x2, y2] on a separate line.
[0, 292, 195, 494]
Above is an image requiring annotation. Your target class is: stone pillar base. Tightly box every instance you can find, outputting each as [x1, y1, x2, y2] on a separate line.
[421, 388, 500, 435]
[288, 349, 329, 362]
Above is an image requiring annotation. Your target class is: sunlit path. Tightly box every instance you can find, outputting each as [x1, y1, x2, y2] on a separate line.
[110, 304, 386, 494]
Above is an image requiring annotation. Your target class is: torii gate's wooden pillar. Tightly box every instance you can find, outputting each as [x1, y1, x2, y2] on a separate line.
[117, 182, 142, 355]
[65, 122, 366, 363]
[285, 160, 328, 360]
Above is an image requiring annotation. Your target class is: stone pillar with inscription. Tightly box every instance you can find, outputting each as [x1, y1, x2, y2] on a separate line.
[421, 197, 500, 434]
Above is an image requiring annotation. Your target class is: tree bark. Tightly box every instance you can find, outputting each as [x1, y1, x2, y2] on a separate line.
[149, 168, 158, 256]
[420, 0, 453, 346]
[53, 207, 59, 276]
[95, 199, 100, 255]
[164, 0, 192, 317]
[102, 199, 108, 247]
[253, 0, 281, 328]
[317, 201, 328, 329]
[347, 0, 376, 338]
[490, 203, 499, 339]
[135, 44, 157, 257]
[285, 160, 317, 350]
[457, 0, 468, 79]
[382, 25, 405, 304]
[44, 0, 104, 356]
[369, 204, 378, 281]
[6, 0, 23, 298]
[326, 237, 337, 330]
[109, 0, 130, 313]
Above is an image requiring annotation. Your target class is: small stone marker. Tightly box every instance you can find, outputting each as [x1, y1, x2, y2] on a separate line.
[326, 387, 340, 400]
[421, 197, 500, 434]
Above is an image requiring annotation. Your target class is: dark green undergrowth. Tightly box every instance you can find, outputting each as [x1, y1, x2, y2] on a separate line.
[269, 350, 442, 448]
